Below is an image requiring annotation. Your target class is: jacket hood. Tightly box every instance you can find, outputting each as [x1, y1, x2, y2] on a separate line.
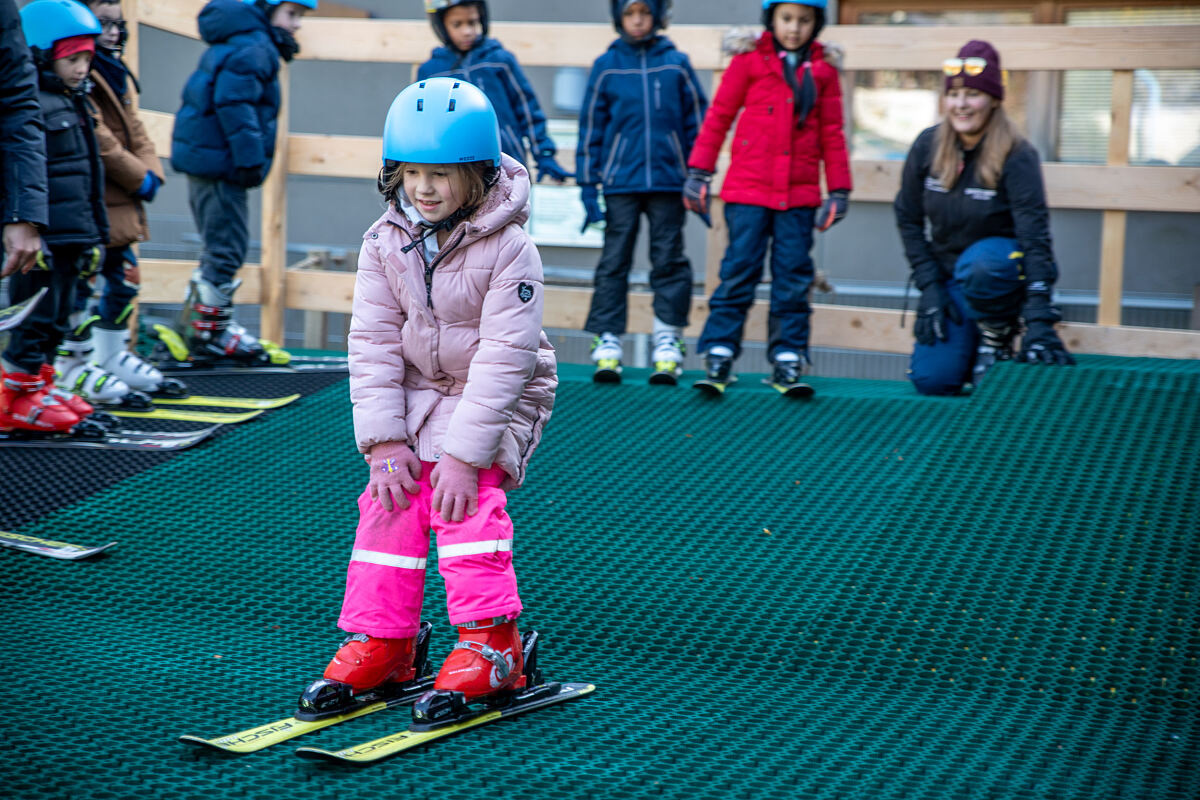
[198, 0, 269, 45]
[386, 153, 531, 244]
[723, 28, 834, 66]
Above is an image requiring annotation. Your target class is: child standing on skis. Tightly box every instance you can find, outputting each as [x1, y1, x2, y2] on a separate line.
[684, 0, 851, 393]
[170, 0, 315, 365]
[2, 0, 112, 434]
[418, 0, 571, 183]
[68, 0, 171, 396]
[576, 0, 708, 384]
[317, 78, 557, 706]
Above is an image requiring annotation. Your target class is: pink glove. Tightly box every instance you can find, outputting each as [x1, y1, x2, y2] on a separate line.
[430, 454, 479, 522]
[367, 441, 421, 511]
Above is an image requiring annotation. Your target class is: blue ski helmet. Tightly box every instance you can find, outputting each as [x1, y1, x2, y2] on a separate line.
[383, 78, 501, 167]
[19, 0, 101, 53]
[761, 0, 826, 40]
[424, 0, 489, 49]
[610, 0, 672, 33]
[243, 0, 320, 8]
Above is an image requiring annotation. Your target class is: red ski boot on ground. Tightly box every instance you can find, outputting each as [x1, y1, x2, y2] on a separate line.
[38, 363, 94, 420]
[1, 368, 80, 432]
[324, 632, 417, 691]
[433, 616, 526, 701]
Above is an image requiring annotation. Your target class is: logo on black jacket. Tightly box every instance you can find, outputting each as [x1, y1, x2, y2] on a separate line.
[517, 282, 534, 303]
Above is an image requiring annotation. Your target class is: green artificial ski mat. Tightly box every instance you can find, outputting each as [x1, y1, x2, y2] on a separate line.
[0, 357, 1195, 799]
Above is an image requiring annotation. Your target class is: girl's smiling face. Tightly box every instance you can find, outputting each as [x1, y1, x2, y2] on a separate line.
[403, 163, 467, 224]
[944, 87, 998, 144]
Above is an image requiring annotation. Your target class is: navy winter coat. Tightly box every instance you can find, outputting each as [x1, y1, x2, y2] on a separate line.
[576, 35, 707, 195]
[171, 0, 280, 184]
[0, 0, 47, 229]
[418, 37, 556, 170]
[37, 72, 108, 248]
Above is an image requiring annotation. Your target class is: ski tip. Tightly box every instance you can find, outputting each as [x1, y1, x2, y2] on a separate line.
[177, 734, 235, 753]
[293, 746, 348, 764]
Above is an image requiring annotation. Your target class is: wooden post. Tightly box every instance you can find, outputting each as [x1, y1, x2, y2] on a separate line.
[702, 69, 727, 302]
[1097, 69, 1133, 327]
[124, 0, 142, 345]
[259, 62, 290, 344]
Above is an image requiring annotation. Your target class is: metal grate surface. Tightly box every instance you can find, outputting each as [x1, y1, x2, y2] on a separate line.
[0, 357, 1196, 800]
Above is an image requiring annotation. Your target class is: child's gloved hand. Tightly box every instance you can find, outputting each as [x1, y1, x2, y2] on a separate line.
[682, 168, 712, 228]
[134, 171, 163, 202]
[231, 166, 265, 188]
[536, 152, 573, 184]
[367, 441, 421, 512]
[579, 185, 604, 233]
[816, 189, 849, 232]
[431, 453, 479, 523]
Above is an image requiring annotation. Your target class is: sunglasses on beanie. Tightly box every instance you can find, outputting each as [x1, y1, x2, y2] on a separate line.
[942, 57, 988, 77]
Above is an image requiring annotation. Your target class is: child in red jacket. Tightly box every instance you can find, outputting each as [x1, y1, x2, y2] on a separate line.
[684, 0, 851, 394]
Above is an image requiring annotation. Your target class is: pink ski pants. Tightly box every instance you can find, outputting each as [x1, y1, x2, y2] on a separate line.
[337, 462, 522, 638]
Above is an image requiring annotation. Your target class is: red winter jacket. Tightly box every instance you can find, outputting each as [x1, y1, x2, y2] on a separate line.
[688, 32, 852, 210]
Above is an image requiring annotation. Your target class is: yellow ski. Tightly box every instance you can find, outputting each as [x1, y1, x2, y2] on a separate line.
[295, 682, 595, 764]
[179, 702, 394, 754]
[152, 393, 300, 411]
[112, 407, 263, 424]
[0, 530, 117, 561]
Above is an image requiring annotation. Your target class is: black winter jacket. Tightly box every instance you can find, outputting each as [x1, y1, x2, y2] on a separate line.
[894, 125, 1057, 292]
[0, 0, 48, 229]
[37, 71, 108, 248]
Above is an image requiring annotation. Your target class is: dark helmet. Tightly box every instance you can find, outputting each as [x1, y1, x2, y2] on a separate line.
[424, 0, 488, 49]
[609, 0, 672, 33]
[761, 0, 826, 41]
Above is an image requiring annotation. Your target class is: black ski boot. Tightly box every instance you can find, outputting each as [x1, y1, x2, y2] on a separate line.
[180, 272, 273, 365]
[973, 320, 1016, 384]
[768, 355, 814, 398]
[694, 350, 735, 396]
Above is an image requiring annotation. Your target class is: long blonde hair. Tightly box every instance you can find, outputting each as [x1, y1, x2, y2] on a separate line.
[931, 105, 1023, 190]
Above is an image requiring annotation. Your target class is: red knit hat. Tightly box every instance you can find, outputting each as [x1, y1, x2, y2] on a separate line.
[51, 34, 96, 62]
[944, 39, 1004, 101]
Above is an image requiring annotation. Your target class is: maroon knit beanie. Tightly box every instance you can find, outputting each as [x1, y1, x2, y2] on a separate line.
[945, 40, 1004, 101]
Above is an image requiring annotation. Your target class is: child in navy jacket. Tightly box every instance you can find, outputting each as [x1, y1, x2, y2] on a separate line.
[418, 0, 570, 183]
[576, 0, 707, 384]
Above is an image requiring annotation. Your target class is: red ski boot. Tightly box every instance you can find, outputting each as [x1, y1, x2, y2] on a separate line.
[0, 368, 80, 432]
[296, 624, 433, 722]
[38, 363, 94, 420]
[433, 617, 526, 701]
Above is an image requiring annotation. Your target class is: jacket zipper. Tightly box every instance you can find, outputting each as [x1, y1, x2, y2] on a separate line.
[641, 49, 652, 187]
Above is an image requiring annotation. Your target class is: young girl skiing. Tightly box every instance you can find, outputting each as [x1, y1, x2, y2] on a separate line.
[317, 78, 557, 708]
[684, 0, 851, 394]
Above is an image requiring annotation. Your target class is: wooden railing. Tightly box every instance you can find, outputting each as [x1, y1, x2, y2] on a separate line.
[126, 0, 1200, 358]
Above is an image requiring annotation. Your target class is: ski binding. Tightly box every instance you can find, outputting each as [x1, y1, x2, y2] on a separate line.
[693, 375, 737, 396]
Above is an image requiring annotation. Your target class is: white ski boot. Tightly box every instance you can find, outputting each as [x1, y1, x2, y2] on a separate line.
[87, 310, 186, 396]
[649, 319, 684, 386]
[591, 332, 622, 383]
[54, 334, 152, 409]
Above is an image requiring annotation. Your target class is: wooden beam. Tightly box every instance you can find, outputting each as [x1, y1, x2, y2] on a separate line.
[1097, 70, 1135, 327]
[139, 260, 262, 304]
[258, 63, 290, 343]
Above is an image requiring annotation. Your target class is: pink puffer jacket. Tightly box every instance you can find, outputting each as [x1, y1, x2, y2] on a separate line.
[349, 154, 557, 486]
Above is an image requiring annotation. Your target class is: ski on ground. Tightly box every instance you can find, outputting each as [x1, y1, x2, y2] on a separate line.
[111, 407, 263, 424]
[294, 682, 595, 765]
[0, 287, 49, 331]
[178, 678, 435, 754]
[693, 375, 737, 396]
[151, 393, 300, 411]
[152, 362, 348, 377]
[0, 425, 216, 451]
[286, 355, 348, 365]
[0, 530, 117, 560]
[764, 379, 815, 399]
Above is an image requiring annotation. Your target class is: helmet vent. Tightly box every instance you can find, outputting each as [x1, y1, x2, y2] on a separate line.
[417, 99, 424, 111]
[453, 81, 461, 88]
[447, 99, 456, 112]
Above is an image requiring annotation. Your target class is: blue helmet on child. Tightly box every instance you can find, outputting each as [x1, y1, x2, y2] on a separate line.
[19, 0, 101, 54]
[761, 0, 826, 39]
[243, 0, 320, 8]
[383, 78, 501, 167]
[424, 0, 489, 49]
[609, 1, 673, 33]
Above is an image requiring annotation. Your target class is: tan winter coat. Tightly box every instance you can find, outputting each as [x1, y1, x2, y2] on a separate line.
[349, 155, 557, 486]
[89, 67, 163, 247]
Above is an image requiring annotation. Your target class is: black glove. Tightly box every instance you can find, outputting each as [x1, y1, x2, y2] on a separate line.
[231, 166, 265, 188]
[579, 185, 603, 233]
[1019, 294, 1075, 365]
[815, 189, 849, 232]
[536, 153, 573, 183]
[682, 168, 712, 228]
[913, 282, 962, 346]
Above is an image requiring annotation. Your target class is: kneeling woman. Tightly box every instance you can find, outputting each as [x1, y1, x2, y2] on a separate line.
[894, 40, 1074, 396]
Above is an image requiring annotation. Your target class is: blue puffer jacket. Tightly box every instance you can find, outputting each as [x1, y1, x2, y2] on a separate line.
[170, 0, 280, 184]
[417, 37, 556, 170]
[576, 35, 707, 195]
